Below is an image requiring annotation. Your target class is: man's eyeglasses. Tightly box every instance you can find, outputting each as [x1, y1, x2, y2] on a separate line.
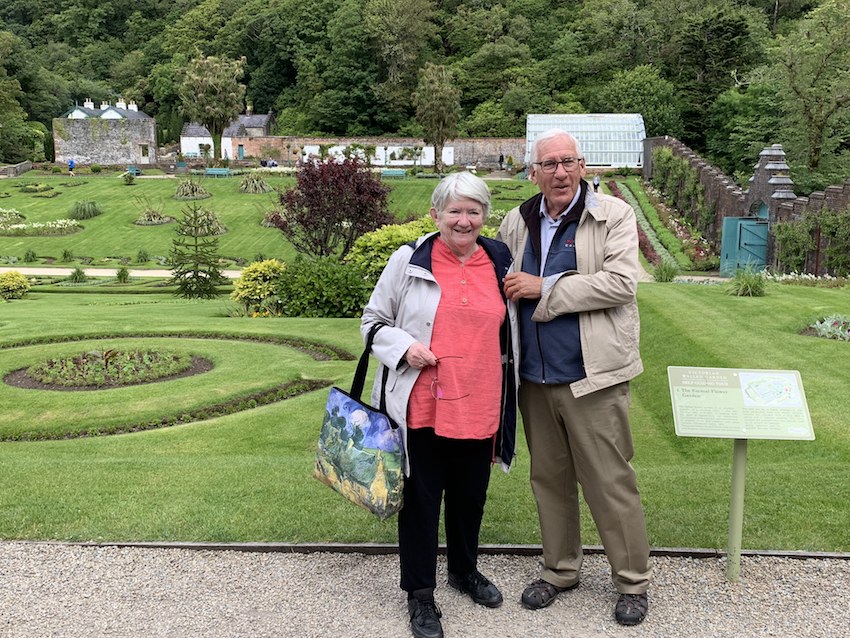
[533, 157, 582, 173]
[430, 356, 469, 401]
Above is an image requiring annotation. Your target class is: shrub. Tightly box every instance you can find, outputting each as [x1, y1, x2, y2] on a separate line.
[653, 259, 679, 283]
[69, 200, 103, 220]
[809, 314, 850, 341]
[51, 166, 63, 174]
[0, 271, 30, 299]
[136, 249, 149, 263]
[278, 255, 371, 318]
[66, 266, 88, 283]
[123, 173, 136, 185]
[174, 178, 211, 200]
[346, 215, 437, 281]
[230, 259, 287, 314]
[276, 157, 393, 257]
[20, 183, 53, 193]
[90, 164, 102, 174]
[239, 173, 273, 194]
[116, 265, 131, 283]
[60, 248, 74, 263]
[23, 249, 37, 262]
[726, 267, 767, 297]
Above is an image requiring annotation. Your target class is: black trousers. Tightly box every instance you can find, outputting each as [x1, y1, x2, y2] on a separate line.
[398, 427, 493, 593]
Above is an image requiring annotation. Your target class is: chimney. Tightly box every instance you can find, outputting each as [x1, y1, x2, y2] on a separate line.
[100, 101, 110, 110]
[128, 101, 138, 112]
[84, 98, 94, 109]
[116, 98, 127, 110]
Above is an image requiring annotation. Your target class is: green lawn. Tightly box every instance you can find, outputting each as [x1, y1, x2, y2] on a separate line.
[1, 282, 848, 551]
[0, 172, 538, 269]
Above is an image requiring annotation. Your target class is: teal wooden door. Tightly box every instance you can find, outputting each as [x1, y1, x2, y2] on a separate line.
[720, 218, 769, 276]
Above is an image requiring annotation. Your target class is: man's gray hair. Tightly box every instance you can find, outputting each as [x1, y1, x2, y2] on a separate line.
[431, 172, 491, 219]
[530, 129, 583, 163]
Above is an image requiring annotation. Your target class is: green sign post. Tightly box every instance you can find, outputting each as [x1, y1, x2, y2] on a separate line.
[667, 366, 814, 581]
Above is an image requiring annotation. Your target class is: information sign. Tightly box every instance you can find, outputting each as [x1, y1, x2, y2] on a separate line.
[668, 366, 814, 441]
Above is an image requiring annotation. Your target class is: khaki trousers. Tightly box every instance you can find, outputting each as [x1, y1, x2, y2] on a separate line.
[520, 381, 651, 593]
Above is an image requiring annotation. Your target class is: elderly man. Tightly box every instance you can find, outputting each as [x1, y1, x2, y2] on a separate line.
[497, 129, 651, 626]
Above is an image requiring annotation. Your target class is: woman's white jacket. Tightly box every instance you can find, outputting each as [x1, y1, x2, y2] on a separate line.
[360, 232, 519, 476]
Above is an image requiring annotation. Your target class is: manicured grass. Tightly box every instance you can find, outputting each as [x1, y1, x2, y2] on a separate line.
[0, 173, 537, 269]
[1, 283, 848, 551]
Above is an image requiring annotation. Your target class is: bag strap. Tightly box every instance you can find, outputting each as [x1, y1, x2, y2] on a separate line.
[350, 323, 387, 404]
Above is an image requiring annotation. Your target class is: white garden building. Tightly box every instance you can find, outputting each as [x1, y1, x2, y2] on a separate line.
[526, 113, 646, 168]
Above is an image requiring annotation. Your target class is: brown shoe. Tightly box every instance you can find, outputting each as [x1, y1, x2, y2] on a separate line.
[521, 578, 578, 610]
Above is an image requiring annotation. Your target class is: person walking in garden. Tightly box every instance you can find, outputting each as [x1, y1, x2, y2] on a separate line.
[592, 174, 600, 192]
[361, 172, 518, 638]
[68, 158, 75, 177]
[497, 128, 651, 626]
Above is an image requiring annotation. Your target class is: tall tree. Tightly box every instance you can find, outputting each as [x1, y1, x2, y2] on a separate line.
[414, 63, 461, 174]
[673, 2, 768, 150]
[364, 0, 436, 131]
[772, 0, 850, 173]
[178, 54, 246, 162]
[592, 65, 684, 138]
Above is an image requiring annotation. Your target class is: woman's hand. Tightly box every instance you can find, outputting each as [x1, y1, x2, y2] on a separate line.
[404, 342, 437, 369]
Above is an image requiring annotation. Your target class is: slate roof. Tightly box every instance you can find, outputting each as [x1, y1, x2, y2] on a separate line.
[62, 106, 152, 119]
[181, 113, 273, 137]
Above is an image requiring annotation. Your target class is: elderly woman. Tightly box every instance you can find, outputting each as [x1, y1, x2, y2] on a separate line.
[361, 172, 518, 638]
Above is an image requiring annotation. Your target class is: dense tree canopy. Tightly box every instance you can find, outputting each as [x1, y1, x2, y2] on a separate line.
[1, 0, 849, 192]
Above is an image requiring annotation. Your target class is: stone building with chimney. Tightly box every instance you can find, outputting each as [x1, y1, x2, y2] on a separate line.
[53, 98, 157, 166]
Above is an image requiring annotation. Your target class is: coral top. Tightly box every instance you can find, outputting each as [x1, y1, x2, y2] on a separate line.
[406, 238, 505, 440]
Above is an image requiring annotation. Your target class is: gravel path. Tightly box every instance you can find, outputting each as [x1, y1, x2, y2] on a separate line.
[1, 542, 847, 637]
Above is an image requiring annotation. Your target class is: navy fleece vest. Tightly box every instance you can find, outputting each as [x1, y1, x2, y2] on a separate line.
[518, 196, 586, 384]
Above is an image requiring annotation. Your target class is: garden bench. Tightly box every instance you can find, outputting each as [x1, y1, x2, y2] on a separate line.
[205, 167, 232, 178]
[127, 165, 142, 176]
[381, 168, 407, 179]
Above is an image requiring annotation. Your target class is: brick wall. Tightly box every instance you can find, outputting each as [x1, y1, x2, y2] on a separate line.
[230, 135, 527, 169]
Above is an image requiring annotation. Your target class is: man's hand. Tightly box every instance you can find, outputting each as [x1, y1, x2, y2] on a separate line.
[504, 272, 543, 302]
[404, 342, 437, 369]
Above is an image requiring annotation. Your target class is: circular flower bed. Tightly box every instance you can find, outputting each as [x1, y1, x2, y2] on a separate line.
[25, 349, 199, 388]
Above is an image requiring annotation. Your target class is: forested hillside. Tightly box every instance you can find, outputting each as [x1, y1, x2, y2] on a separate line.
[2, 0, 849, 192]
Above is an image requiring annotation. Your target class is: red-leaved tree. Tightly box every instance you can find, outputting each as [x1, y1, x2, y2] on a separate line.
[274, 158, 394, 258]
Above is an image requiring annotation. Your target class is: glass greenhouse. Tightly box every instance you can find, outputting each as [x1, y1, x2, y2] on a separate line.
[526, 114, 646, 168]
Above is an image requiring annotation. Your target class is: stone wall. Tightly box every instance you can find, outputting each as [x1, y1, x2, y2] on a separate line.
[53, 118, 158, 165]
[0, 161, 32, 177]
[642, 136, 746, 246]
[230, 135, 527, 169]
[643, 136, 850, 274]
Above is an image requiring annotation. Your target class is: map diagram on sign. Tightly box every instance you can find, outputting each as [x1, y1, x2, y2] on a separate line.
[739, 372, 802, 408]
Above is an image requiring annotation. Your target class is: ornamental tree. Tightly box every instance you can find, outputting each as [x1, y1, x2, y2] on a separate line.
[413, 63, 461, 175]
[168, 204, 227, 299]
[178, 55, 246, 163]
[274, 158, 393, 258]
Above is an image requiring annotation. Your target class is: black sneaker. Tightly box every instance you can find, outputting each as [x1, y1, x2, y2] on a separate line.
[614, 592, 649, 626]
[408, 590, 443, 638]
[447, 569, 504, 608]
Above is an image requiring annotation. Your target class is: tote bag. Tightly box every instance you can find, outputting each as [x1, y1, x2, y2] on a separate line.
[312, 324, 404, 520]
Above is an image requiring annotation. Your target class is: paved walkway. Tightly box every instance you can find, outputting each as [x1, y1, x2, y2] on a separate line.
[0, 266, 243, 279]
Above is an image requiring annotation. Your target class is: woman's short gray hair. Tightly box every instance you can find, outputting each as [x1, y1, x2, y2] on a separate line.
[530, 129, 583, 163]
[431, 172, 491, 220]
